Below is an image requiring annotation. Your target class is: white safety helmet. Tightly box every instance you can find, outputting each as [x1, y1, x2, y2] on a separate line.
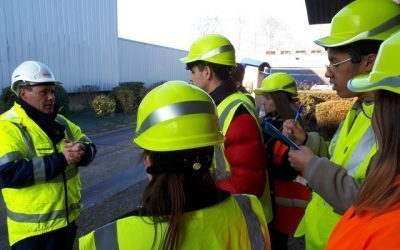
[11, 61, 62, 96]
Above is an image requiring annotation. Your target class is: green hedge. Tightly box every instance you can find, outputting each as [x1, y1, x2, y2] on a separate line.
[298, 91, 356, 140]
[119, 81, 146, 109]
[315, 99, 354, 139]
[111, 86, 135, 114]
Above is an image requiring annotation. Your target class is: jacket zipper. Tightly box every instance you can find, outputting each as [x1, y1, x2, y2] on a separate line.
[52, 139, 70, 225]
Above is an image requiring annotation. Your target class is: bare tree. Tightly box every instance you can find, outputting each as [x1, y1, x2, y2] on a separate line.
[234, 17, 246, 51]
[260, 16, 288, 51]
[192, 16, 221, 37]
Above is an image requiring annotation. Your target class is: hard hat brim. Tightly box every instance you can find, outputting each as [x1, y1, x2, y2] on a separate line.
[348, 74, 400, 94]
[347, 75, 371, 93]
[28, 80, 63, 86]
[253, 88, 267, 95]
[314, 35, 360, 48]
[179, 56, 193, 64]
[134, 133, 224, 152]
[11, 80, 62, 96]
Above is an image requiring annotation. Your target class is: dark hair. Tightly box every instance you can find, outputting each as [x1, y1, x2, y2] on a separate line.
[187, 61, 232, 81]
[230, 63, 245, 84]
[328, 40, 382, 63]
[17, 82, 33, 95]
[258, 62, 271, 72]
[355, 90, 400, 214]
[269, 91, 304, 127]
[141, 146, 224, 250]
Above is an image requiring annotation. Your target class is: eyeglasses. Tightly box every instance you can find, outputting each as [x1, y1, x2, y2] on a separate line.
[325, 58, 352, 71]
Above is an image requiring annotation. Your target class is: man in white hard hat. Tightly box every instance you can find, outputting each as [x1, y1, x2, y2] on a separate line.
[0, 60, 97, 249]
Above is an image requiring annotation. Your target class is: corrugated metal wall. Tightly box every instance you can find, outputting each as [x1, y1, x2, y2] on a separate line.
[118, 38, 189, 85]
[0, 0, 191, 93]
[0, 0, 119, 92]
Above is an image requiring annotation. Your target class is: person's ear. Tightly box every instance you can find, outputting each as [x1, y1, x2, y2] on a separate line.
[204, 65, 213, 80]
[19, 88, 28, 101]
[363, 53, 377, 73]
[144, 154, 153, 168]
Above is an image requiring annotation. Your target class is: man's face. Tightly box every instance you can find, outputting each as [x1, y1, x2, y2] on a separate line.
[325, 49, 364, 99]
[188, 65, 210, 92]
[20, 85, 56, 114]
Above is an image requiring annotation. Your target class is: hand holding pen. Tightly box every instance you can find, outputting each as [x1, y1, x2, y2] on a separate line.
[282, 105, 307, 145]
[294, 105, 303, 124]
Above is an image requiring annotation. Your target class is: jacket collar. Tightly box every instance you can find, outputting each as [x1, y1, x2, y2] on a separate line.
[209, 80, 237, 106]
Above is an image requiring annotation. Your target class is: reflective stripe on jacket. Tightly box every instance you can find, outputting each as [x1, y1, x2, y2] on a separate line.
[212, 92, 257, 181]
[271, 141, 310, 234]
[79, 194, 271, 250]
[295, 103, 377, 250]
[0, 103, 88, 246]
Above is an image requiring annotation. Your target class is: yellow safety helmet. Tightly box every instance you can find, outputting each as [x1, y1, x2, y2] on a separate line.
[133, 81, 224, 151]
[254, 72, 297, 95]
[348, 31, 400, 95]
[315, 0, 400, 48]
[180, 34, 235, 66]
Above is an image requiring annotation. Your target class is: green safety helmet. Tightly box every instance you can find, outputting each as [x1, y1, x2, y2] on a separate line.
[254, 72, 297, 95]
[315, 0, 400, 48]
[348, 31, 400, 95]
[180, 34, 236, 66]
[133, 81, 224, 151]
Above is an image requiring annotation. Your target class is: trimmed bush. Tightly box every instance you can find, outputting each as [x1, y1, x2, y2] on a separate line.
[316, 100, 355, 139]
[298, 90, 347, 113]
[76, 85, 101, 109]
[113, 86, 135, 114]
[119, 81, 146, 109]
[92, 95, 116, 116]
[296, 91, 357, 140]
[1, 85, 70, 114]
[140, 81, 165, 100]
[1, 87, 17, 112]
[55, 85, 70, 114]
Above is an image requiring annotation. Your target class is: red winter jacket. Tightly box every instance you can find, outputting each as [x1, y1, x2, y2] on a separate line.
[217, 112, 267, 197]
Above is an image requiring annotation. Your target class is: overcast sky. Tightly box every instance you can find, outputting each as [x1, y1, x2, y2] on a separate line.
[117, 0, 330, 58]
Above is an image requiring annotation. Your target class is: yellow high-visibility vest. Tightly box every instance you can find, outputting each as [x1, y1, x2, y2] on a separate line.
[0, 102, 90, 246]
[213, 91, 273, 223]
[79, 194, 270, 250]
[295, 103, 377, 250]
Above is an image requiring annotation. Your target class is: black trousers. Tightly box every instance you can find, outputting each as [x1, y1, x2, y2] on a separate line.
[270, 228, 289, 250]
[12, 222, 77, 250]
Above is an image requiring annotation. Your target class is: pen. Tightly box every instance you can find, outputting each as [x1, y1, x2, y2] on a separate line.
[294, 105, 303, 124]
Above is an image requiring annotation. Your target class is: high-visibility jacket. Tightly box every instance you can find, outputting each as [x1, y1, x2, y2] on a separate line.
[0, 103, 89, 246]
[79, 194, 270, 250]
[327, 206, 400, 249]
[271, 141, 310, 234]
[212, 91, 273, 223]
[295, 104, 377, 249]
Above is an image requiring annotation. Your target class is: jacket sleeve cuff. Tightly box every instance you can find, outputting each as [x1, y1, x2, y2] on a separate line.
[43, 153, 68, 180]
[77, 143, 97, 166]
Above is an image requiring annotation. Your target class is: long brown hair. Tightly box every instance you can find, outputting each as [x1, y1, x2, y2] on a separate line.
[269, 91, 304, 127]
[354, 90, 400, 213]
[141, 146, 223, 250]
